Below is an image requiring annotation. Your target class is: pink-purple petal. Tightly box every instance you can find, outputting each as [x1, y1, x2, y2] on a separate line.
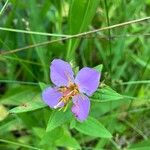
[75, 67, 100, 96]
[50, 59, 74, 87]
[71, 94, 90, 121]
[42, 87, 63, 108]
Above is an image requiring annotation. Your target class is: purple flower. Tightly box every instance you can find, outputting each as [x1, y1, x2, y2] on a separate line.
[42, 59, 101, 121]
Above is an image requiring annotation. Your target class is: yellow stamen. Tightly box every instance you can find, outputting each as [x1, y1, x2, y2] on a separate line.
[57, 83, 79, 111]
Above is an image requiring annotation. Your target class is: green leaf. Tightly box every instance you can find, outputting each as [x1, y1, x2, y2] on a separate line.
[0, 105, 8, 121]
[128, 139, 150, 150]
[66, 0, 100, 59]
[0, 119, 21, 134]
[0, 86, 37, 105]
[32, 127, 45, 139]
[28, 0, 49, 82]
[9, 94, 46, 113]
[128, 147, 150, 150]
[75, 117, 112, 138]
[68, 0, 99, 34]
[46, 109, 73, 132]
[70, 118, 76, 129]
[40, 128, 63, 146]
[56, 132, 81, 149]
[38, 82, 49, 90]
[92, 85, 123, 102]
[94, 64, 103, 73]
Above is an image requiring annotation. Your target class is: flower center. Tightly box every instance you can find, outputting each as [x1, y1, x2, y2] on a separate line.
[59, 83, 79, 104]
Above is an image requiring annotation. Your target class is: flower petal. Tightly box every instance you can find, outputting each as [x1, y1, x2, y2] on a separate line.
[42, 87, 63, 108]
[75, 67, 101, 96]
[50, 59, 74, 87]
[71, 94, 90, 121]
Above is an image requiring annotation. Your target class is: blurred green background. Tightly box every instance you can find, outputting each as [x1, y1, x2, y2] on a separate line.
[0, 0, 150, 150]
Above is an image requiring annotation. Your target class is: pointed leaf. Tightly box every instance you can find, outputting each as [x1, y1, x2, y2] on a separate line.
[9, 94, 46, 113]
[46, 110, 72, 132]
[75, 117, 112, 138]
[56, 134, 80, 149]
[94, 64, 103, 73]
[92, 85, 124, 102]
[67, 0, 100, 59]
[39, 82, 48, 90]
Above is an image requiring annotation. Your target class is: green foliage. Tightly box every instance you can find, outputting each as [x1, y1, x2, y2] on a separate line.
[0, 86, 37, 105]
[46, 109, 72, 132]
[94, 64, 103, 73]
[55, 130, 81, 149]
[92, 85, 124, 102]
[75, 117, 112, 138]
[66, 0, 100, 60]
[0, 0, 150, 149]
[9, 94, 46, 113]
[38, 82, 48, 90]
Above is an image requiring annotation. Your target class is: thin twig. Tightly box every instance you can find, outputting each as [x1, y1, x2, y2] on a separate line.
[1, 79, 150, 87]
[91, 95, 150, 102]
[0, 38, 65, 55]
[116, 80, 150, 85]
[0, 0, 9, 15]
[0, 27, 70, 37]
[0, 16, 150, 55]
[2, 55, 47, 67]
[0, 79, 39, 86]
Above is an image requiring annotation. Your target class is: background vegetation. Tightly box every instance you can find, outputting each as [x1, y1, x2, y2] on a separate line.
[0, 0, 150, 149]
